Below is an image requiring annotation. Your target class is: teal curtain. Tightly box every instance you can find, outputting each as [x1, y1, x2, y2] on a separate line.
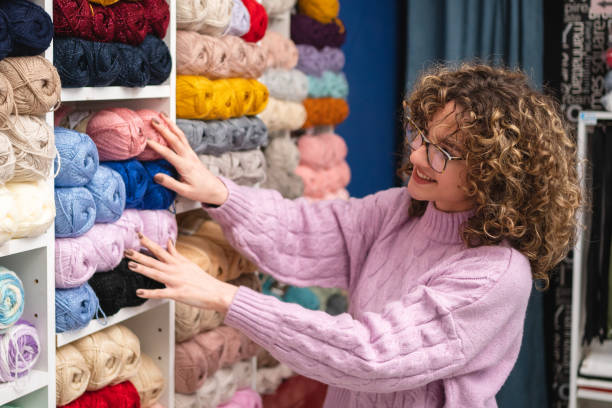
[405, 1, 547, 407]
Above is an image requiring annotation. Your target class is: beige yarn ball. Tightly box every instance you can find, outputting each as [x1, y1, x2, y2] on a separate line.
[5, 179, 54, 239]
[131, 353, 165, 408]
[56, 344, 92, 406]
[73, 331, 123, 391]
[103, 324, 142, 384]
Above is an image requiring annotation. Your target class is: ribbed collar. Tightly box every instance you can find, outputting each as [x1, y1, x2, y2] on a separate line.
[419, 201, 474, 244]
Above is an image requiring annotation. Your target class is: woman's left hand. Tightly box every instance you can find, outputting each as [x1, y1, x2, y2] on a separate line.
[124, 234, 238, 314]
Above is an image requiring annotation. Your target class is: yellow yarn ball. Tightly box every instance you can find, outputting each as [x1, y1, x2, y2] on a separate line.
[176, 75, 269, 120]
[298, 0, 340, 24]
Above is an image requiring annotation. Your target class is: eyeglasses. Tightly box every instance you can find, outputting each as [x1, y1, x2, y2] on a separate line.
[405, 117, 463, 173]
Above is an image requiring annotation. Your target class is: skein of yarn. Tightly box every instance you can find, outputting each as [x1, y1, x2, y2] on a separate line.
[297, 132, 347, 170]
[297, 0, 340, 23]
[0, 73, 14, 134]
[0, 187, 14, 245]
[295, 160, 351, 198]
[6, 115, 55, 182]
[260, 31, 299, 70]
[302, 97, 349, 128]
[262, 167, 304, 199]
[73, 331, 122, 391]
[113, 43, 151, 87]
[85, 166, 126, 223]
[82, 223, 126, 272]
[256, 364, 293, 395]
[308, 71, 349, 99]
[0, 57, 61, 115]
[176, 0, 233, 36]
[140, 160, 177, 210]
[102, 160, 149, 209]
[258, 97, 307, 131]
[0, 268, 24, 330]
[260, 68, 309, 102]
[0, 11, 12, 61]
[56, 344, 92, 406]
[113, 209, 144, 250]
[139, 35, 173, 85]
[240, 0, 268, 43]
[55, 283, 99, 333]
[131, 353, 165, 408]
[174, 336, 209, 394]
[142, 0, 171, 38]
[0, 0, 53, 56]
[263, 134, 300, 171]
[0, 131, 15, 185]
[138, 209, 178, 249]
[261, 0, 297, 16]
[54, 127, 99, 188]
[61, 379, 141, 408]
[195, 360, 256, 408]
[54, 236, 97, 288]
[217, 388, 263, 408]
[199, 149, 267, 187]
[54, 187, 97, 238]
[87, 108, 147, 161]
[291, 13, 346, 49]
[175, 301, 204, 343]
[296, 45, 345, 76]
[103, 324, 141, 385]
[0, 320, 40, 382]
[224, 0, 251, 37]
[135, 109, 169, 161]
[5, 180, 55, 239]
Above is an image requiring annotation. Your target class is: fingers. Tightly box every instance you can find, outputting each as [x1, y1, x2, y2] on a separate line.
[152, 173, 192, 197]
[128, 261, 167, 284]
[138, 233, 175, 264]
[124, 249, 169, 272]
[146, 139, 184, 170]
[136, 288, 174, 300]
[168, 239, 188, 262]
[159, 113, 191, 147]
[151, 118, 188, 154]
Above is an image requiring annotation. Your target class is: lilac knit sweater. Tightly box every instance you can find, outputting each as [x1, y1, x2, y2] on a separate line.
[207, 178, 533, 408]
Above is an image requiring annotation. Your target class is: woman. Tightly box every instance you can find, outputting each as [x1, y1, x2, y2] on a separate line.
[125, 63, 581, 407]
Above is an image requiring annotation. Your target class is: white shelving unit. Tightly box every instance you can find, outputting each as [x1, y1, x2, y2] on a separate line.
[569, 110, 612, 408]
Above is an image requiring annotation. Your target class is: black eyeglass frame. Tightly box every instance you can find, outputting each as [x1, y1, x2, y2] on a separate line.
[405, 116, 464, 174]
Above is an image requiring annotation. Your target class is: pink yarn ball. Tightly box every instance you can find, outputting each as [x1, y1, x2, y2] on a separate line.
[135, 109, 170, 161]
[138, 209, 177, 249]
[296, 160, 351, 198]
[86, 108, 147, 160]
[55, 236, 97, 288]
[298, 132, 347, 170]
[81, 223, 126, 272]
[114, 209, 144, 250]
[217, 388, 262, 408]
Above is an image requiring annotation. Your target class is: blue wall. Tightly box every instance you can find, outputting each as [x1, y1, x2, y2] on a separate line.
[336, 1, 402, 198]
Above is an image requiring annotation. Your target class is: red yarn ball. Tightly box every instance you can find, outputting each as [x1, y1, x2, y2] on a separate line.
[606, 47, 612, 69]
[53, 0, 95, 40]
[59, 381, 141, 408]
[142, 0, 170, 38]
[110, 1, 149, 46]
[240, 0, 268, 43]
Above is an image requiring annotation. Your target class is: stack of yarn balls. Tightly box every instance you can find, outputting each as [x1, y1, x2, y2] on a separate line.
[54, 109, 178, 333]
[0, 1, 57, 246]
[56, 324, 165, 407]
[0, 267, 41, 384]
[53, 0, 172, 87]
[601, 47, 612, 111]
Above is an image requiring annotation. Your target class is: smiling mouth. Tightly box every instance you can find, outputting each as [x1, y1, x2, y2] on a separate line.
[415, 167, 436, 182]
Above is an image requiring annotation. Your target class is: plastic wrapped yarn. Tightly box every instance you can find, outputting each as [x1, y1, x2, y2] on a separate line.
[5, 180, 54, 239]
[138, 209, 178, 249]
[56, 344, 92, 406]
[0, 73, 14, 131]
[199, 149, 267, 187]
[0, 320, 40, 382]
[177, 116, 268, 155]
[131, 353, 165, 408]
[0, 268, 24, 330]
[217, 388, 263, 408]
[296, 44, 345, 76]
[87, 108, 147, 161]
[297, 0, 340, 23]
[261, 0, 297, 16]
[55, 236, 97, 288]
[73, 331, 122, 391]
[176, 76, 269, 120]
[302, 97, 349, 128]
[55, 283, 99, 333]
[140, 160, 177, 210]
[103, 324, 141, 385]
[291, 13, 346, 49]
[139, 35, 172, 85]
[224, 0, 251, 37]
[0, 57, 61, 115]
[136, 109, 169, 161]
[113, 43, 151, 87]
[0, 0, 53, 56]
[256, 364, 293, 395]
[0, 131, 15, 184]
[258, 97, 307, 131]
[5, 115, 55, 182]
[260, 68, 309, 102]
[60, 380, 141, 408]
[260, 31, 299, 70]
[54, 187, 97, 238]
[295, 160, 350, 198]
[176, 31, 266, 79]
[102, 160, 149, 209]
[54, 127, 99, 188]
[240, 0, 268, 43]
[297, 132, 347, 170]
[176, 0, 233, 36]
[85, 166, 126, 223]
[308, 71, 349, 99]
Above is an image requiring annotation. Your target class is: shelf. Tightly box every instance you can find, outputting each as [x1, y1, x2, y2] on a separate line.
[577, 377, 612, 389]
[61, 85, 172, 102]
[577, 388, 612, 402]
[56, 299, 168, 347]
[579, 110, 612, 125]
[0, 233, 50, 257]
[0, 370, 48, 406]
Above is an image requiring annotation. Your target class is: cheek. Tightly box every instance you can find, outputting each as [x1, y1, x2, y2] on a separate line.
[437, 168, 469, 195]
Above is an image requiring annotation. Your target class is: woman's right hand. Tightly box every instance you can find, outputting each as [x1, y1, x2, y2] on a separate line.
[147, 113, 229, 206]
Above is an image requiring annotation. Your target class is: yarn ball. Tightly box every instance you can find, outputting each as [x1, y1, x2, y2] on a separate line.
[296, 44, 345, 76]
[217, 388, 262, 408]
[261, 0, 297, 16]
[260, 68, 309, 102]
[0, 268, 24, 330]
[0, 72, 14, 130]
[261, 375, 328, 407]
[297, 132, 347, 170]
[82, 222, 128, 272]
[291, 13, 346, 49]
[6, 115, 55, 182]
[54, 0, 111, 43]
[295, 160, 350, 198]
[175, 301, 204, 343]
[54, 187, 97, 238]
[5, 180, 54, 239]
[176, 0, 233, 36]
[0, 0, 53, 56]
[0, 186, 15, 245]
[139, 35, 172, 85]
[260, 31, 298, 70]
[131, 353, 165, 407]
[111, 1, 148, 45]
[102, 160, 149, 209]
[139, 160, 177, 210]
[0, 57, 61, 116]
[104, 325, 141, 385]
[87, 108, 147, 161]
[176, 31, 266, 79]
[308, 71, 349, 99]
[175, 336, 209, 394]
[177, 116, 268, 155]
[224, 0, 251, 37]
[135, 109, 169, 161]
[52, 37, 93, 88]
[142, 0, 171, 38]
[114, 209, 144, 250]
[256, 364, 293, 395]
[113, 43, 151, 87]
[302, 97, 349, 128]
[85, 166, 126, 223]
[61, 379, 141, 408]
[195, 360, 256, 408]
[258, 97, 307, 131]
[0, 10, 12, 61]
[0, 130, 15, 184]
[138, 209, 178, 249]
[263, 134, 300, 171]
[55, 283, 99, 333]
[262, 167, 304, 199]
[297, 0, 339, 23]
[240, 0, 268, 43]
[199, 149, 267, 187]
[55, 236, 97, 288]
[176, 76, 269, 120]
[261, 276, 320, 310]
[54, 127, 99, 188]
[73, 331, 122, 391]
[56, 344, 92, 406]
[0, 320, 40, 382]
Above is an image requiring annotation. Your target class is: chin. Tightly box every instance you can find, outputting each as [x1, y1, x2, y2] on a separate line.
[406, 178, 429, 201]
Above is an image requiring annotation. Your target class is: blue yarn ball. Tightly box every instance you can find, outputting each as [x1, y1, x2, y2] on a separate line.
[0, 0, 53, 56]
[54, 127, 99, 187]
[262, 276, 321, 310]
[0, 10, 12, 60]
[90, 41, 122, 87]
[85, 166, 126, 223]
[139, 160, 177, 210]
[102, 160, 149, 208]
[140, 34, 172, 85]
[113, 43, 151, 87]
[308, 71, 349, 99]
[55, 283, 99, 333]
[53, 37, 90, 88]
[0, 267, 25, 330]
[54, 187, 97, 238]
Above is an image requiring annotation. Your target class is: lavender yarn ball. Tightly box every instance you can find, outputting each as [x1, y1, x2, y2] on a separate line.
[296, 45, 345, 76]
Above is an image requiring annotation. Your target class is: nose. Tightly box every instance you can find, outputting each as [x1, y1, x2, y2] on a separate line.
[409, 144, 429, 169]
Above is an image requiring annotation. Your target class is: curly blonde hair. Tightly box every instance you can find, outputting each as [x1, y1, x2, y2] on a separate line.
[400, 63, 582, 286]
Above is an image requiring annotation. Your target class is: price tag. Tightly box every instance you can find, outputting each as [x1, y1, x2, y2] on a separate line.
[579, 112, 598, 125]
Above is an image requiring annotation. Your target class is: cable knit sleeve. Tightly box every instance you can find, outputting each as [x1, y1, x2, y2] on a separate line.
[205, 177, 409, 289]
[224, 246, 532, 393]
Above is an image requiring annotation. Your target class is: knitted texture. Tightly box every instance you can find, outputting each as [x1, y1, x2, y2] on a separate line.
[207, 178, 534, 407]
